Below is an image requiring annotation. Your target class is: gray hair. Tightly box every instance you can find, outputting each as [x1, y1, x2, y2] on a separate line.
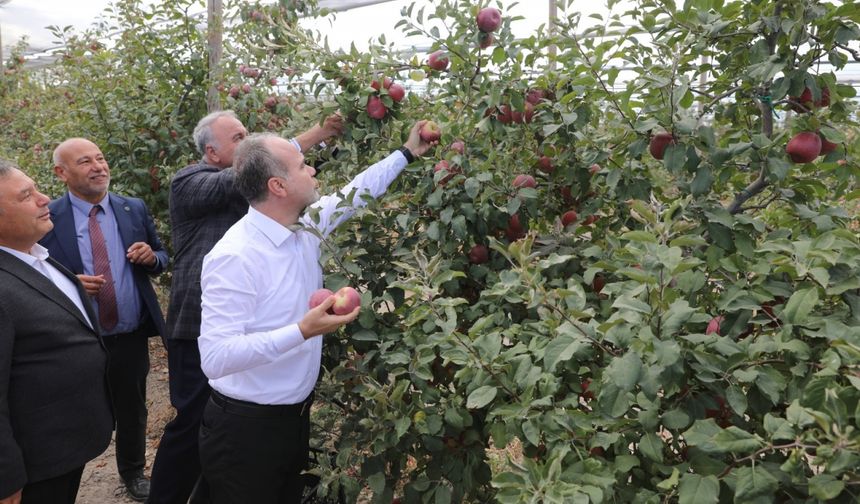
[234, 133, 286, 204]
[0, 158, 16, 178]
[0, 159, 20, 214]
[192, 110, 239, 156]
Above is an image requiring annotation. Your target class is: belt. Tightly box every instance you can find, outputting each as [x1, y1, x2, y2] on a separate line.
[210, 389, 313, 418]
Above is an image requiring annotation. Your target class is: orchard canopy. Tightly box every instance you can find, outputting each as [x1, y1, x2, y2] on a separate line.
[2, 0, 860, 502]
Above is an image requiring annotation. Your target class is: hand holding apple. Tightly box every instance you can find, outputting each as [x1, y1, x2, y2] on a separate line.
[404, 120, 440, 158]
[321, 112, 345, 138]
[298, 291, 360, 339]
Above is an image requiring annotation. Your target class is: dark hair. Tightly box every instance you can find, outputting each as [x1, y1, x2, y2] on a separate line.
[234, 133, 287, 204]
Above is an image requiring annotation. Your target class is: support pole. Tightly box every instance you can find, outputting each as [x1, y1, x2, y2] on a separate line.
[207, 0, 223, 113]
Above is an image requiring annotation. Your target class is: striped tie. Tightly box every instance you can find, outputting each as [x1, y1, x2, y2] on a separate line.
[89, 205, 118, 331]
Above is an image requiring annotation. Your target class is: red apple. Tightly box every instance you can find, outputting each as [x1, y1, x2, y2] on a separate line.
[560, 186, 574, 204]
[526, 89, 546, 105]
[370, 76, 393, 90]
[388, 83, 406, 103]
[496, 104, 513, 124]
[649, 132, 675, 160]
[583, 214, 599, 226]
[589, 163, 601, 175]
[479, 32, 495, 49]
[705, 316, 723, 335]
[332, 286, 361, 315]
[561, 210, 578, 227]
[819, 133, 838, 155]
[468, 244, 489, 264]
[228, 85, 240, 98]
[241, 83, 252, 94]
[512, 174, 536, 189]
[592, 274, 606, 294]
[366, 96, 387, 120]
[434, 160, 456, 185]
[269, 77, 278, 86]
[308, 288, 334, 310]
[581, 379, 594, 401]
[476, 7, 502, 33]
[419, 121, 442, 142]
[786, 131, 822, 163]
[536, 155, 554, 173]
[264, 96, 278, 109]
[511, 103, 534, 124]
[505, 214, 525, 241]
[427, 50, 449, 71]
[790, 86, 830, 113]
[449, 140, 465, 155]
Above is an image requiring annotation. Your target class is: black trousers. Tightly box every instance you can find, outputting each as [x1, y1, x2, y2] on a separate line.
[199, 391, 312, 504]
[103, 331, 150, 480]
[21, 466, 84, 504]
[148, 338, 211, 504]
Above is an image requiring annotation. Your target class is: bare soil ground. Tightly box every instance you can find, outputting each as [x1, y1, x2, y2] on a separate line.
[77, 339, 173, 503]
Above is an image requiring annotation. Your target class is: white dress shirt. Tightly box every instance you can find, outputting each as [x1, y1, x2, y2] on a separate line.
[199, 150, 408, 405]
[0, 243, 93, 329]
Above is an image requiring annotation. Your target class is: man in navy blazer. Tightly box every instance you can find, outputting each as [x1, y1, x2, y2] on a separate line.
[39, 138, 168, 502]
[0, 159, 113, 504]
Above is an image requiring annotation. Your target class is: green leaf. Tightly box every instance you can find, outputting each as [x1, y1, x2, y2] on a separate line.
[434, 484, 452, 504]
[466, 385, 498, 409]
[734, 465, 779, 501]
[782, 287, 819, 324]
[767, 156, 792, 181]
[608, 352, 643, 391]
[712, 427, 764, 453]
[726, 385, 748, 415]
[621, 230, 658, 243]
[664, 144, 687, 173]
[639, 432, 663, 463]
[808, 474, 845, 500]
[657, 467, 680, 489]
[543, 333, 587, 372]
[678, 474, 719, 504]
[662, 409, 691, 430]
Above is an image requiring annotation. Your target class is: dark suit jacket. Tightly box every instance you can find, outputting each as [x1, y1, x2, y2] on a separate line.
[40, 192, 168, 338]
[167, 163, 246, 340]
[0, 250, 113, 498]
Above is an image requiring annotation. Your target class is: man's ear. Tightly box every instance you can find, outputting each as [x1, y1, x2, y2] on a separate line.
[53, 164, 68, 183]
[267, 177, 287, 197]
[205, 145, 219, 165]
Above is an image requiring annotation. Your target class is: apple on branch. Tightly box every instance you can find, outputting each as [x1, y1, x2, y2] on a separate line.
[512, 174, 536, 189]
[366, 96, 387, 119]
[449, 140, 465, 155]
[649, 132, 675, 160]
[388, 83, 406, 103]
[468, 244, 489, 264]
[427, 50, 449, 71]
[476, 7, 502, 33]
[786, 131, 822, 163]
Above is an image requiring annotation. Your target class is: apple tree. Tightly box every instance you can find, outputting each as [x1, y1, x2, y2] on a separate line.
[249, 0, 860, 502]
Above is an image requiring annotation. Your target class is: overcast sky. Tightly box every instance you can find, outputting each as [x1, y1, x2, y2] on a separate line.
[1, 0, 609, 58]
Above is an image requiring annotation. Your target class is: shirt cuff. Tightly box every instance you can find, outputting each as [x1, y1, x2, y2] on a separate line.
[289, 137, 302, 153]
[271, 323, 305, 353]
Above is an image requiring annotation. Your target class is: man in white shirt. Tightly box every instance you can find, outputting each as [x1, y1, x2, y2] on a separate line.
[197, 121, 435, 503]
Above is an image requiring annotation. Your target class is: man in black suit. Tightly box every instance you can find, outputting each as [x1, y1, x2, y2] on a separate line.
[39, 138, 169, 502]
[0, 159, 113, 504]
